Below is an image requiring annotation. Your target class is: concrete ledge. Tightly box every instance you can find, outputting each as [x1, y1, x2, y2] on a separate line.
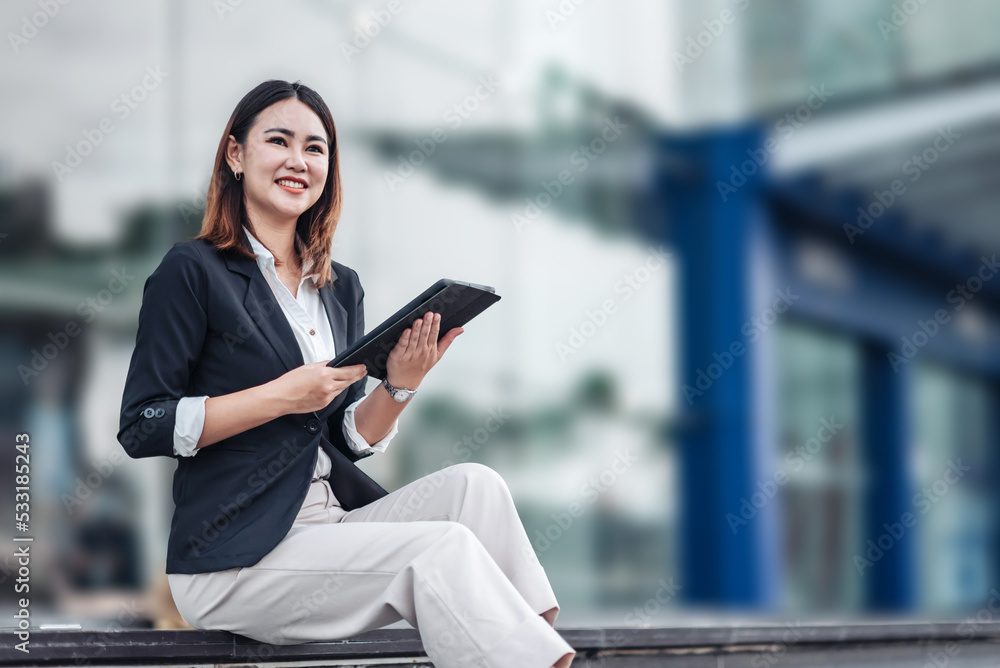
[2, 621, 1000, 666]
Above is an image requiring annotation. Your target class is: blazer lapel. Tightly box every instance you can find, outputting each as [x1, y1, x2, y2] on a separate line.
[245, 268, 304, 372]
[224, 235, 353, 428]
[317, 279, 348, 360]
[224, 228, 347, 375]
[224, 231, 304, 374]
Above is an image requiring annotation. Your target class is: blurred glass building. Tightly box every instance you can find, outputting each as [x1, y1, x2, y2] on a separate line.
[1, 0, 999, 631]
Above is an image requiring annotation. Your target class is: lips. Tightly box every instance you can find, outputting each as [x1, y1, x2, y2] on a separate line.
[275, 176, 307, 193]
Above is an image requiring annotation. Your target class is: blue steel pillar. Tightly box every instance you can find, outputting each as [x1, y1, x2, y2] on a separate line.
[861, 344, 916, 610]
[668, 126, 775, 607]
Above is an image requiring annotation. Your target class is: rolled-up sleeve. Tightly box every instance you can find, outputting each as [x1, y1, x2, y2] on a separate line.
[118, 243, 208, 459]
[342, 396, 398, 455]
[174, 395, 209, 457]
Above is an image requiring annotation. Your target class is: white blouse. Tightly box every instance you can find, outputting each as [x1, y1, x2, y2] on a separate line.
[171, 226, 397, 478]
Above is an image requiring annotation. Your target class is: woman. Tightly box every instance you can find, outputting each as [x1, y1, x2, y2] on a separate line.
[117, 79, 575, 668]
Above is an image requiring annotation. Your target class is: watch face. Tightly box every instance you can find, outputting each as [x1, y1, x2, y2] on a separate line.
[384, 379, 413, 401]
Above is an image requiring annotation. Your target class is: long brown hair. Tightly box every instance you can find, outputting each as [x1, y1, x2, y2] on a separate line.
[196, 79, 342, 287]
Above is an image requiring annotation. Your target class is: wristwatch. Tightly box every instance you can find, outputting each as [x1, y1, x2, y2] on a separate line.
[382, 377, 418, 402]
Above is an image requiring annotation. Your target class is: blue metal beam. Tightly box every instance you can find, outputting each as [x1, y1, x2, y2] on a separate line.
[669, 126, 773, 606]
[861, 344, 917, 610]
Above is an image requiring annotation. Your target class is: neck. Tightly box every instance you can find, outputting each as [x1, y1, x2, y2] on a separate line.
[246, 206, 298, 267]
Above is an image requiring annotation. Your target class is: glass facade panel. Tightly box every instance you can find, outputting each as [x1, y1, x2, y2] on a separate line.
[776, 321, 864, 612]
[912, 362, 997, 614]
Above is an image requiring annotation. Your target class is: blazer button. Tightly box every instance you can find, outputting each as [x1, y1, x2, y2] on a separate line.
[305, 418, 320, 434]
[142, 407, 155, 419]
[154, 407, 165, 418]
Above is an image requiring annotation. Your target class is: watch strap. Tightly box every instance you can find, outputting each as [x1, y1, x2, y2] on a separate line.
[382, 377, 417, 401]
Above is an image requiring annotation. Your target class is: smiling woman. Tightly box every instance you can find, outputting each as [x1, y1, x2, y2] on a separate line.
[117, 79, 574, 668]
[196, 81, 342, 288]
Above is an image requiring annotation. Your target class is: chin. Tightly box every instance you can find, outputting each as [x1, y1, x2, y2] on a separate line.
[270, 201, 311, 219]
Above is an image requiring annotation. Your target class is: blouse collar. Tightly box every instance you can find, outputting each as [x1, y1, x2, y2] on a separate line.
[242, 225, 316, 281]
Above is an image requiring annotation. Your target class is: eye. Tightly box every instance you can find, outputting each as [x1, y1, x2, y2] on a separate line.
[267, 136, 324, 154]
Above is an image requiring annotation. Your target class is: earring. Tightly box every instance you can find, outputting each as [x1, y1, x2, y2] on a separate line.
[234, 171, 242, 181]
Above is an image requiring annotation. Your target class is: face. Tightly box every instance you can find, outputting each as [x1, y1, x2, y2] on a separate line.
[226, 98, 330, 228]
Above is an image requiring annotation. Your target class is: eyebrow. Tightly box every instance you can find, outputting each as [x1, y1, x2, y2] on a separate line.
[263, 127, 328, 146]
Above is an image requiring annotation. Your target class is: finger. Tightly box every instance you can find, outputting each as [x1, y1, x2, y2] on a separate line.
[417, 312, 434, 350]
[396, 327, 411, 351]
[328, 366, 365, 381]
[429, 312, 441, 348]
[406, 319, 423, 354]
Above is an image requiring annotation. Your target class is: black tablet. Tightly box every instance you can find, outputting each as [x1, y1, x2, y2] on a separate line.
[327, 279, 501, 380]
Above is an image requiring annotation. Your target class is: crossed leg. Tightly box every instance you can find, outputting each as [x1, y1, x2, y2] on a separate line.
[334, 462, 574, 668]
[170, 462, 575, 668]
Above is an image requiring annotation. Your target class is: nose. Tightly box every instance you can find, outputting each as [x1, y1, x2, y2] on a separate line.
[285, 146, 307, 170]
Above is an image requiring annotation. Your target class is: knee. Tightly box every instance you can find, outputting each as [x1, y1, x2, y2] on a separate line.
[428, 520, 480, 552]
[408, 522, 488, 580]
[446, 462, 509, 492]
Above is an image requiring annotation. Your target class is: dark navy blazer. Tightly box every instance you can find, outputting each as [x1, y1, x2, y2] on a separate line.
[117, 228, 389, 574]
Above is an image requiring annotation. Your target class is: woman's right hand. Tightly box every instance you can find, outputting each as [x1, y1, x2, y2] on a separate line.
[267, 362, 368, 415]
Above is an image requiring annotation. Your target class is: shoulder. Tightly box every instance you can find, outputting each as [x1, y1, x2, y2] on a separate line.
[155, 238, 229, 275]
[329, 259, 364, 307]
[145, 239, 219, 300]
[330, 258, 362, 290]
[163, 237, 223, 263]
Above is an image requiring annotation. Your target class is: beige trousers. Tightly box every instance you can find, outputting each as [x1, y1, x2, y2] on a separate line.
[167, 462, 575, 668]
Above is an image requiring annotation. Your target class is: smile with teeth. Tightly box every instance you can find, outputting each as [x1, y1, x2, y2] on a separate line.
[276, 179, 307, 189]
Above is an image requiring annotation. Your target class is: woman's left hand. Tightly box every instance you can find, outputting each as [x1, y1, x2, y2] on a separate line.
[385, 312, 463, 389]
